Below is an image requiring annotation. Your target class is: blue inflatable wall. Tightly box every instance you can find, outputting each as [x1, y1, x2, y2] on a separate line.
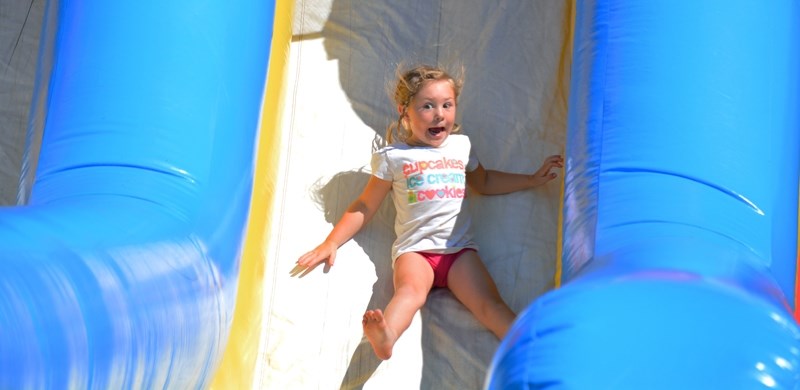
[487, 1, 800, 388]
[0, 1, 274, 388]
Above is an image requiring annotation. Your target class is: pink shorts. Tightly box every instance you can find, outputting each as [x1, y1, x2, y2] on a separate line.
[418, 248, 475, 288]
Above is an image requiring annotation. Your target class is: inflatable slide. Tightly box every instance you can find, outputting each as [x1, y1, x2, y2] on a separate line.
[0, 0, 797, 389]
[487, 1, 800, 388]
[0, 0, 288, 388]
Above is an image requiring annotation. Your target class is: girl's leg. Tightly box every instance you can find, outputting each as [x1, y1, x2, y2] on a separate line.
[363, 252, 433, 360]
[446, 250, 516, 339]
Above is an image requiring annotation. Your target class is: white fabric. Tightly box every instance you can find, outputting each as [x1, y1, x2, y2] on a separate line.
[372, 134, 479, 262]
[257, 0, 571, 389]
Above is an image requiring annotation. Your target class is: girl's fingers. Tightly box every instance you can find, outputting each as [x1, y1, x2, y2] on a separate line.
[297, 246, 336, 268]
[298, 251, 320, 267]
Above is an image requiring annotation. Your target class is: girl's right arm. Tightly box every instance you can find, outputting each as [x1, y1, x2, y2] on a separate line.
[297, 175, 392, 268]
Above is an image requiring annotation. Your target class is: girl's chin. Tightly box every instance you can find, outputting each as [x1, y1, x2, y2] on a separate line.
[409, 134, 447, 147]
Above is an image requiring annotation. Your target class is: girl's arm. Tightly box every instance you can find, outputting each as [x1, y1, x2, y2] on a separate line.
[297, 175, 393, 268]
[466, 154, 563, 195]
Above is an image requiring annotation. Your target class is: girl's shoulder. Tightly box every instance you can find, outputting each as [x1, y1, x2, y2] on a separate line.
[374, 141, 413, 155]
[442, 133, 471, 150]
[448, 133, 470, 144]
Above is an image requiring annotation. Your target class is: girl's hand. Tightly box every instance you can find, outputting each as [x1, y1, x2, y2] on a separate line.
[532, 154, 564, 185]
[297, 240, 339, 268]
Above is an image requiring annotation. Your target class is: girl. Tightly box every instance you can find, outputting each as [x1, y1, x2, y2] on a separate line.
[297, 64, 563, 360]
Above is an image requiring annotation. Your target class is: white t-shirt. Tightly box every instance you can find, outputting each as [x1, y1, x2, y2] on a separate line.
[371, 134, 480, 263]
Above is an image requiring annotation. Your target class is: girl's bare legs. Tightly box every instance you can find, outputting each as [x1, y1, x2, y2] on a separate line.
[446, 250, 516, 339]
[363, 253, 433, 360]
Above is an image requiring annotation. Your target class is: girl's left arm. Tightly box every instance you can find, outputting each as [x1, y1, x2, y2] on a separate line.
[466, 154, 563, 195]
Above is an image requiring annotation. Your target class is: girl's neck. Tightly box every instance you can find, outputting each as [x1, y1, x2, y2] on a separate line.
[405, 135, 449, 148]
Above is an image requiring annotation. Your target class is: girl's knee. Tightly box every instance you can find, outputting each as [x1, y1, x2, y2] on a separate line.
[394, 284, 428, 306]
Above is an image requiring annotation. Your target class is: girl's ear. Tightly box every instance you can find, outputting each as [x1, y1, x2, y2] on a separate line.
[397, 104, 404, 115]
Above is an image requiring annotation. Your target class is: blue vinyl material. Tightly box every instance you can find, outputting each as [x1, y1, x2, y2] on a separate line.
[487, 0, 800, 388]
[0, 1, 274, 388]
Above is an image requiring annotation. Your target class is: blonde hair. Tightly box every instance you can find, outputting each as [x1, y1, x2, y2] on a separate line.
[385, 64, 464, 144]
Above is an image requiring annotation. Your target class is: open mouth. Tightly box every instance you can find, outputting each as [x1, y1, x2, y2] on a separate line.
[428, 127, 445, 136]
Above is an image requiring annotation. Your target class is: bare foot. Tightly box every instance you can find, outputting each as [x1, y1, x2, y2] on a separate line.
[362, 309, 396, 360]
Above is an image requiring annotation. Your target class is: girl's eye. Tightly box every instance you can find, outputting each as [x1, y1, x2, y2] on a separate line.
[423, 103, 433, 109]
[444, 102, 453, 109]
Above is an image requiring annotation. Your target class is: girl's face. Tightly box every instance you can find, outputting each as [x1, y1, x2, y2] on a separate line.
[402, 80, 456, 148]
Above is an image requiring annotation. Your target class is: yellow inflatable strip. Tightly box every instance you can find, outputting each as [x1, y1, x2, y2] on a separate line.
[554, 0, 575, 289]
[210, 0, 293, 387]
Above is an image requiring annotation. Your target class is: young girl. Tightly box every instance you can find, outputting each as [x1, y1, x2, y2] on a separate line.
[297, 64, 563, 360]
